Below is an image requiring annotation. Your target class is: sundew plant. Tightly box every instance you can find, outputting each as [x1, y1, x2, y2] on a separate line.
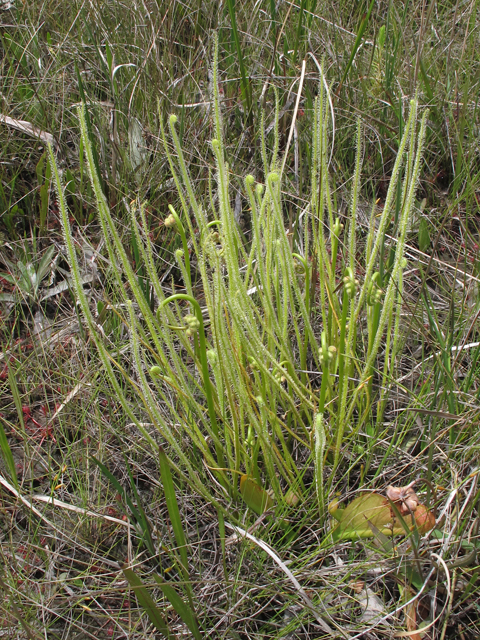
[4, 3, 480, 636]
[48, 37, 427, 526]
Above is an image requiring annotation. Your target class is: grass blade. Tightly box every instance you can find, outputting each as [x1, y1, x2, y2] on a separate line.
[152, 574, 202, 640]
[336, 0, 376, 97]
[120, 565, 173, 638]
[0, 417, 18, 490]
[91, 455, 156, 558]
[158, 446, 189, 574]
[74, 62, 104, 194]
[226, 0, 252, 121]
[7, 366, 29, 464]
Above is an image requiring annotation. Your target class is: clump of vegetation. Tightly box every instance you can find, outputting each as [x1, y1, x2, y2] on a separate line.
[1, 2, 480, 639]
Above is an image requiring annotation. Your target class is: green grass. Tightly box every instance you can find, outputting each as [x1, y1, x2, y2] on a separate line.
[1, 1, 480, 638]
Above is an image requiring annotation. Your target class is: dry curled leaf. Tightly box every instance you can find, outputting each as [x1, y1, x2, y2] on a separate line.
[357, 586, 386, 623]
[413, 503, 436, 534]
[386, 481, 435, 533]
[0, 114, 55, 147]
[386, 481, 420, 515]
[405, 589, 422, 640]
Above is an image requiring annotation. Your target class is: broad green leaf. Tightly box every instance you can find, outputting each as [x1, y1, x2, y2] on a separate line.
[330, 492, 436, 541]
[418, 217, 430, 252]
[240, 475, 275, 515]
[0, 272, 17, 285]
[329, 493, 414, 541]
[366, 519, 394, 552]
[36, 245, 56, 285]
[16, 260, 34, 293]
